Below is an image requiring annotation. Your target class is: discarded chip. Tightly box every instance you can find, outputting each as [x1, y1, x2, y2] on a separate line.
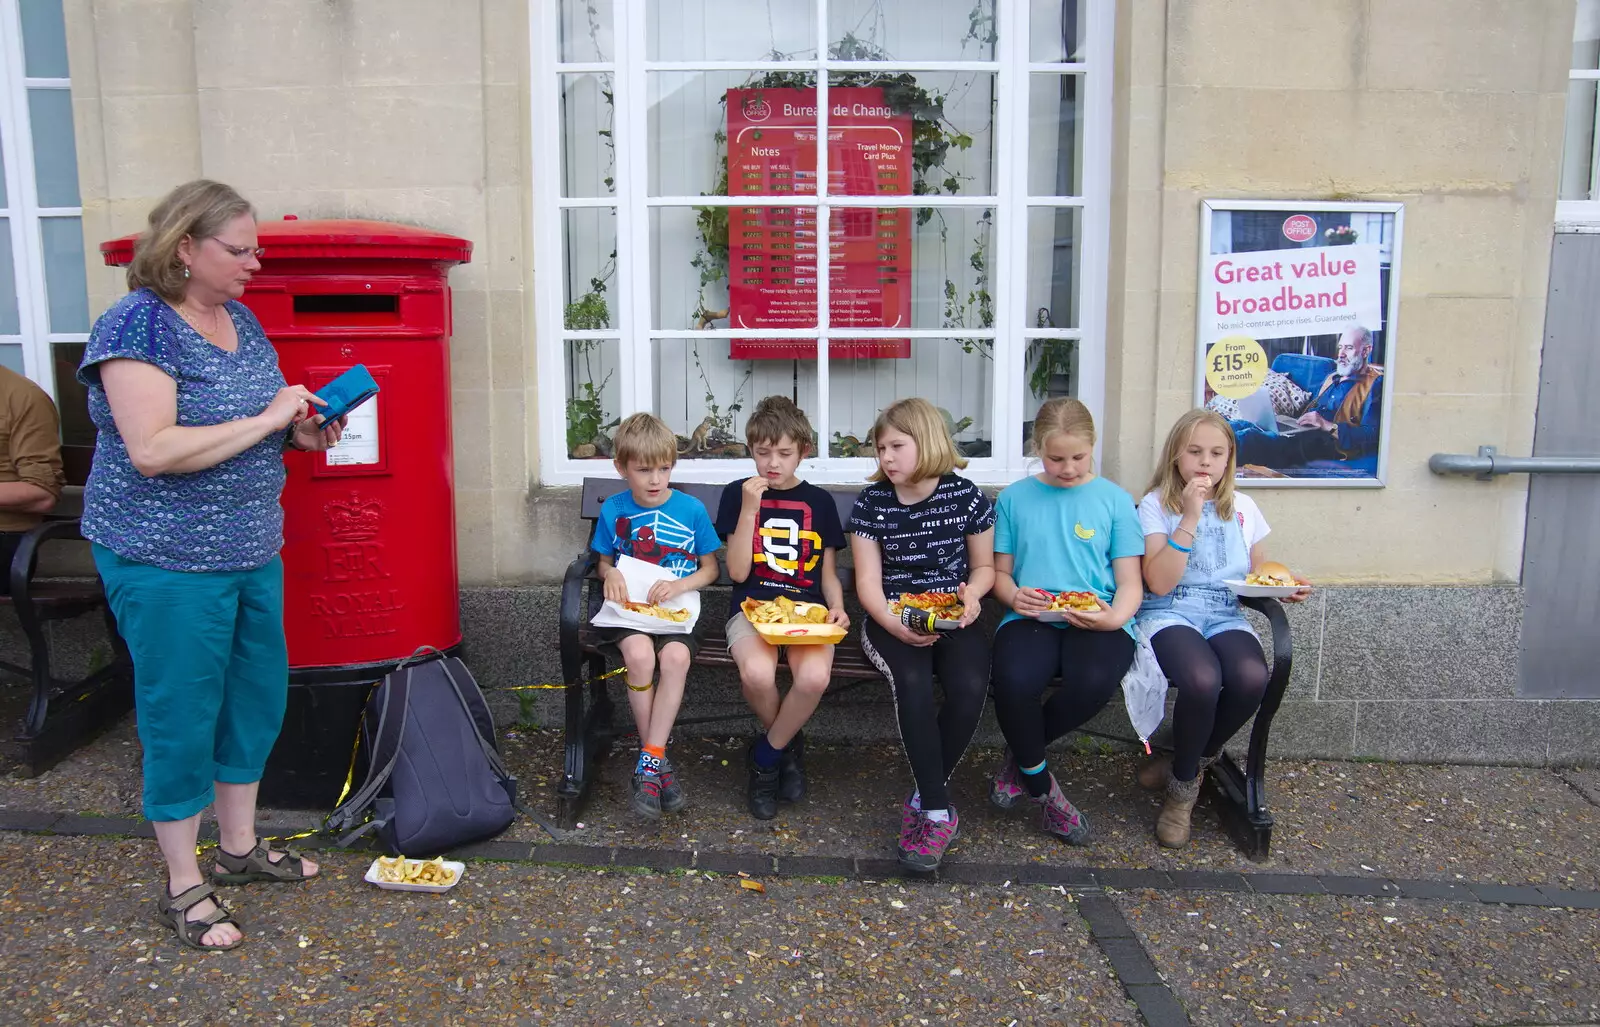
[739, 879, 766, 893]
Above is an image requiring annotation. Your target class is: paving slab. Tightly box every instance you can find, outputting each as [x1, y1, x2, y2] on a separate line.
[8, 719, 1600, 890]
[0, 831, 1139, 1025]
[1113, 889, 1600, 1027]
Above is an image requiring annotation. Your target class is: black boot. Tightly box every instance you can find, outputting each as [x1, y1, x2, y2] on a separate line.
[776, 731, 806, 804]
[746, 741, 780, 820]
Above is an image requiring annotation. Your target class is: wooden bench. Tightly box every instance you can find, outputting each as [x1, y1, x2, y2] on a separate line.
[557, 476, 1294, 860]
[0, 517, 133, 774]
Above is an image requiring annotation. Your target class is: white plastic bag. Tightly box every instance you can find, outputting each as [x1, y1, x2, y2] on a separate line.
[1120, 624, 1168, 753]
[590, 554, 701, 634]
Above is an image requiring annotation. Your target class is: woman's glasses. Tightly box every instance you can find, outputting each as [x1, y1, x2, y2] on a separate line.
[211, 238, 266, 260]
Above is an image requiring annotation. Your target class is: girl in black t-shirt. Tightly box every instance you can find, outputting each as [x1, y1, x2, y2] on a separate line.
[848, 398, 995, 873]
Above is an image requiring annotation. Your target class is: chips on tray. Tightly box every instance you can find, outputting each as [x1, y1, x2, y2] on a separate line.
[374, 855, 457, 886]
[889, 592, 965, 620]
[620, 600, 692, 622]
[1046, 590, 1101, 612]
[741, 596, 829, 625]
[1245, 567, 1296, 588]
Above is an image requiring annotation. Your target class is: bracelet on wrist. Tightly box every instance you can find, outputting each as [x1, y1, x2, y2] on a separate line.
[1172, 525, 1196, 541]
[1166, 538, 1193, 554]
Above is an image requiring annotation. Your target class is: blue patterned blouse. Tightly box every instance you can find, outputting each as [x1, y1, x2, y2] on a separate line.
[78, 288, 288, 573]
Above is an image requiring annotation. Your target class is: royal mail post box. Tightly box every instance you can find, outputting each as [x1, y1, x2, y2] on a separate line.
[102, 218, 473, 806]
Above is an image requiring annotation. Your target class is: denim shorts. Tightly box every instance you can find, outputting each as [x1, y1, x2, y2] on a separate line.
[1136, 585, 1255, 640]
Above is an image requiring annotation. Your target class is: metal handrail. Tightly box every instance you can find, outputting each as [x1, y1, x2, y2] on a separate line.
[1429, 445, 1600, 480]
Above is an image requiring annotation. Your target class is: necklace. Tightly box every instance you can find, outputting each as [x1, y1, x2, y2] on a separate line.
[178, 302, 224, 338]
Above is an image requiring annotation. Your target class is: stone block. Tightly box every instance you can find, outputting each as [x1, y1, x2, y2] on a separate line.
[492, 489, 545, 583]
[488, 290, 530, 391]
[71, 97, 107, 203]
[450, 287, 492, 392]
[451, 388, 493, 490]
[1166, 0, 1365, 91]
[453, 488, 496, 585]
[102, 94, 202, 197]
[1364, 0, 1571, 94]
[1401, 194, 1533, 300]
[340, 85, 485, 190]
[342, 0, 484, 88]
[1352, 700, 1549, 764]
[1164, 87, 1540, 194]
[1390, 297, 1514, 392]
[1247, 699, 1355, 760]
[490, 388, 529, 490]
[482, 0, 529, 86]
[196, 86, 341, 193]
[1323, 586, 1522, 652]
[93, 0, 197, 96]
[1319, 645, 1519, 702]
[460, 586, 560, 693]
[193, 0, 339, 91]
[1546, 702, 1600, 765]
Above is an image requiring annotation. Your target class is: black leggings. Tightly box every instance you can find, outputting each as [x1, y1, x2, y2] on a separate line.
[991, 619, 1134, 770]
[1149, 627, 1269, 780]
[861, 620, 991, 811]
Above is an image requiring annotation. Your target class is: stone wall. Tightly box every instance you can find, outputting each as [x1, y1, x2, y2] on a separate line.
[1102, 0, 1573, 585]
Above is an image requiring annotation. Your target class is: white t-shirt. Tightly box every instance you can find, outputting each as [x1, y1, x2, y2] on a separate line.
[1136, 489, 1270, 550]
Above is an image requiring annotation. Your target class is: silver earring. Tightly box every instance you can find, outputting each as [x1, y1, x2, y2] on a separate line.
[183, 266, 191, 279]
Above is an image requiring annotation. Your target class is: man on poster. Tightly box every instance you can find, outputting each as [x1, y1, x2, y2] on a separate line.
[1232, 325, 1384, 467]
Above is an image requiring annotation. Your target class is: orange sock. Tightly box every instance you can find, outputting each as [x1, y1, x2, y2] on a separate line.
[638, 743, 667, 775]
[642, 744, 666, 761]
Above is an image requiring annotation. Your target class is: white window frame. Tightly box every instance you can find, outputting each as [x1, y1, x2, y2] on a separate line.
[529, 0, 1113, 485]
[0, 0, 85, 396]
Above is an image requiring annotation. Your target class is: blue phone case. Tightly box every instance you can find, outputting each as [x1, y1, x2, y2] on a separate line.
[314, 364, 380, 423]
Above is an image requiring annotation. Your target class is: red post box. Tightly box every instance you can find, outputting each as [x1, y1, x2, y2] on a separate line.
[101, 218, 473, 805]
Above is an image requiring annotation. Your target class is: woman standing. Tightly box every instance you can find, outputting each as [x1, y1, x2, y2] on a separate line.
[79, 180, 343, 950]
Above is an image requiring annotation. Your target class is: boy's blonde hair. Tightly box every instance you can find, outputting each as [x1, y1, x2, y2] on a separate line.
[1147, 408, 1238, 522]
[612, 412, 679, 468]
[1029, 397, 1096, 454]
[744, 395, 815, 454]
[868, 397, 965, 483]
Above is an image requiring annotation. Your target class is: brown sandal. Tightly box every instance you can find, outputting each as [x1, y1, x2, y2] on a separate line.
[213, 840, 317, 885]
[158, 883, 243, 951]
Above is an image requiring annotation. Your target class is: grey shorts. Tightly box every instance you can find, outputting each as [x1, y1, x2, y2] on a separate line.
[725, 612, 763, 649]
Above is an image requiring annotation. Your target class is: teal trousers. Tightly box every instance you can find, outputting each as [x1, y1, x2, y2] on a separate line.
[93, 545, 289, 822]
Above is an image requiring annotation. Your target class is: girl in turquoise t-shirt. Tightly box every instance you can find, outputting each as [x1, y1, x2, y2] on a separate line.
[988, 398, 1144, 846]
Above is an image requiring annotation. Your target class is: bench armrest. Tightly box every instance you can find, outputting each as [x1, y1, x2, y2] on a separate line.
[559, 550, 598, 684]
[1240, 595, 1293, 811]
[9, 518, 90, 631]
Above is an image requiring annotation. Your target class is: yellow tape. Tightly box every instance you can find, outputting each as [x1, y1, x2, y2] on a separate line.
[500, 667, 628, 692]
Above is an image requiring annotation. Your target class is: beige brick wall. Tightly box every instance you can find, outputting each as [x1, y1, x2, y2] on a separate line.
[65, 1, 1576, 587]
[1104, 0, 1574, 584]
[64, 0, 535, 586]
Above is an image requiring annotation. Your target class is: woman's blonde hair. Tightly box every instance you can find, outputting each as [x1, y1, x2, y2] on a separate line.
[1029, 397, 1097, 455]
[1147, 408, 1239, 522]
[127, 180, 256, 303]
[868, 397, 965, 483]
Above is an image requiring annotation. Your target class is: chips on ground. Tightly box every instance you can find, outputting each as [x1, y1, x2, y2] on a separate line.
[374, 855, 456, 886]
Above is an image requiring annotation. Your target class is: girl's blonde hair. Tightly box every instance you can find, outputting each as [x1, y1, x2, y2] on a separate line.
[1030, 397, 1097, 455]
[1147, 408, 1238, 522]
[868, 397, 965, 483]
[127, 180, 256, 303]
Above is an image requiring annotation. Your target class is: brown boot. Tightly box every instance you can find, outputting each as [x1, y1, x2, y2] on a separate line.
[1135, 755, 1172, 791]
[1155, 773, 1202, 848]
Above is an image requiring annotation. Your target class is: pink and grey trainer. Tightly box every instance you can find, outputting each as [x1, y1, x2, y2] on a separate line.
[898, 807, 960, 873]
[1036, 775, 1091, 845]
[989, 750, 1027, 810]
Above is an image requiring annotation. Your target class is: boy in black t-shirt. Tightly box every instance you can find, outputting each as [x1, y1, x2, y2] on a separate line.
[714, 396, 847, 819]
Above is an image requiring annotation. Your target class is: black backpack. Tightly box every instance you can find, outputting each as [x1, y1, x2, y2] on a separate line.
[326, 649, 519, 856]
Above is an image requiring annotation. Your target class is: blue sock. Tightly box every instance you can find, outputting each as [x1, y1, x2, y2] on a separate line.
[1019, 760, 1050, 798]
[752, 734, 783, 769]
[637, 749, 664, 775]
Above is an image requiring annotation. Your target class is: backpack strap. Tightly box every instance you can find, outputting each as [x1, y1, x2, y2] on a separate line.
[436, 658, 567, 842]
[324, 671, 412, 842]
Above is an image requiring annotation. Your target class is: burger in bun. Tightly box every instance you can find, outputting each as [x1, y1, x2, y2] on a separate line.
[1246, 561, 1297, 588]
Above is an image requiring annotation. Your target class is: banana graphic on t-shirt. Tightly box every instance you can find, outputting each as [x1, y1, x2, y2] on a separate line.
[1073, 522, 1096, 540]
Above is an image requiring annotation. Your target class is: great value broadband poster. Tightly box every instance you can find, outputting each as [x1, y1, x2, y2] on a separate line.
[1195, 200, 1404, 487]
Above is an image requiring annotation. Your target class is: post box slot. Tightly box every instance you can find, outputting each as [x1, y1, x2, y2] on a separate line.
[293, 294, 401, 325]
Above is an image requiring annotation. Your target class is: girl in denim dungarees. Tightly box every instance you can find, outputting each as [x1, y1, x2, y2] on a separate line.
[1135, 410, 1311, 848]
